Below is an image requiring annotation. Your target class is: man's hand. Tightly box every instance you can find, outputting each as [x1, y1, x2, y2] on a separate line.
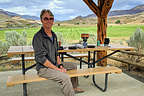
[59, 66, 66, 73]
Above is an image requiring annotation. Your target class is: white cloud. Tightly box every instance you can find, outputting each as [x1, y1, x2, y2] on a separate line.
[0, 0, 12, 3]
[0, 0, 144, 20]
[48, 1, 62, 9]
[6, 6, 37, 16]
[47, 0, 74, 15]
[54, 8, 74, 14]
[69, 15, 77, 19]
[53, 0, 64, 4]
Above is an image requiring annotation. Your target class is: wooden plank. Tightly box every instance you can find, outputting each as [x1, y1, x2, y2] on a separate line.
[7, 75, 46, 87]
[108, 56, 144, 68]
[10, 57, 35, 63]
[58, 47, 108, 53]
[7, 46, 23, 57]
[22, 46, 34, 54]
[119, 50, 144, 56]
[7, 45, 134, 57]
[7, 66, 122, 87]
[67, 66, 122, 77]
[107, 45, 134, 51]
[64, 54, 88, 58]
[9, 54, 88, 62]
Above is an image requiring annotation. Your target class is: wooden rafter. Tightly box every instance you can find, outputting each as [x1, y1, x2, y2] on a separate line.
[98, 0, 105, 10]
[101, 0, 114, 17]
[84, 0, 114, 17]
[83, 0, 100, 17]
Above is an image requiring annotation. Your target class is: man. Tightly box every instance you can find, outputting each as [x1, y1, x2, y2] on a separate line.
[32, 9, 84, 96]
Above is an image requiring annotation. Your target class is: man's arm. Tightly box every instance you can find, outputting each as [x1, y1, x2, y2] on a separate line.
[43, 59, 61, 71]
[57, 56, 66, 72]
[57, 56, 61, 65]
[32, 34, 61, 71]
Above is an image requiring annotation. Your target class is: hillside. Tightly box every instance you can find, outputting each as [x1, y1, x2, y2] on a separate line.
[56, 4, 144, 25]
[0, 9, 39, 20]
[0, 4, 144, 28]
[83, 4, 144, 18]
[0, 16, 41, 28]
[0, 9, 41, 28]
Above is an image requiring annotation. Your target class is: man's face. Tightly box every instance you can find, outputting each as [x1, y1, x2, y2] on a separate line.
[41, 12, 54, 29]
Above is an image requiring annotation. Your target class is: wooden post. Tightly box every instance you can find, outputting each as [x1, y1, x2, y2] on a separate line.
[83, 0, 114, 66]
[97, 16, 107, 66]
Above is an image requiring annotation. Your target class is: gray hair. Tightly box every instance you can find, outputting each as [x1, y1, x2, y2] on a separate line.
[40, 9, 54, 20]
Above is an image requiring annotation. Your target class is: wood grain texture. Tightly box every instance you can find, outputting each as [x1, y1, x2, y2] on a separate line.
[7, 66, 122, 87]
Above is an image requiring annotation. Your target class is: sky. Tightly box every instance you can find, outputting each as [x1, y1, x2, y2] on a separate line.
[0, 0, 144, 21]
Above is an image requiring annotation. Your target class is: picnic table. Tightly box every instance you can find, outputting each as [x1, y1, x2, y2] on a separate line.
[7, 44, 134, 96]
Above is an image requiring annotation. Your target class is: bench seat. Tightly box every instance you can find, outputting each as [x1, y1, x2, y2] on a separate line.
[10, 54, 88, 63]
[7, 66, 122, 87]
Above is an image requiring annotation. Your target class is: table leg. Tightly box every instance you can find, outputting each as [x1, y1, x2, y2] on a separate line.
[93, 51, 96, 68]
[80, 57, 82, 69]
[88, 51, 91, 68]
[92, 73, 109, 92]
[22, 54, 27, 96]
[84, 51, 91, 78]
[61, 53, 64, 62]
[92, 50, 120, 92]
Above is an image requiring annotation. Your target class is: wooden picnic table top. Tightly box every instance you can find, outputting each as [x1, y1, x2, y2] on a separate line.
[7, 45, 134, 57]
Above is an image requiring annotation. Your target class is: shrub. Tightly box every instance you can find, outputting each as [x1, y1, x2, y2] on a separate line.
[117, 28, 144, 71]
[75, 22, 80, 25]
[126, 28, 144, 65]
[0, 31, 27, 55]
[5, 31, 27, 46]
[115, 20, 121, 24]
[127, 28, 144, 50]
[0, 40, 9, 55]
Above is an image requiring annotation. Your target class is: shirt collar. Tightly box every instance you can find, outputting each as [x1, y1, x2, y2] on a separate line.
[40, 27, 55, 39]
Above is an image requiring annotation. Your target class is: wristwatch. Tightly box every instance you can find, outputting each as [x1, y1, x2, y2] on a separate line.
[58, 64, 64, 68]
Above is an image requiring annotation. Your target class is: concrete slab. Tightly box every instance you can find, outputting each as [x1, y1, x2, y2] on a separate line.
[0, 68, 144, 96]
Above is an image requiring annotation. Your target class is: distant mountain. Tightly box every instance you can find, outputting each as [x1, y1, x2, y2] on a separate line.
[0, 9, 40, 20]
[109, 4, 144, 16]
[81, 4, 144, 18]
[21, 15, 40, 20]
[59, 4, 144, 25]
[0, 9, 41, 28]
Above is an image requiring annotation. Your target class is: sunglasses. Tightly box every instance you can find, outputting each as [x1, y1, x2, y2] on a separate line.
[43, 17, 54, 21]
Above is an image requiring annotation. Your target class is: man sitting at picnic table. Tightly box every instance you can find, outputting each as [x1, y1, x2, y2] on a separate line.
[32, 9, 84, 96]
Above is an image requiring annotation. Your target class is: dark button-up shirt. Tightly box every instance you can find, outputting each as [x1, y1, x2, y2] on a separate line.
[32, 27, 59, 71]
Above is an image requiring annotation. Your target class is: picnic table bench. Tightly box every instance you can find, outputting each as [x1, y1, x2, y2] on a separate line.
[9, 54, 88, 69]
[10, 54, 88, 63]
[7, 66, 122, 91]
[7, 45, 134, 96]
